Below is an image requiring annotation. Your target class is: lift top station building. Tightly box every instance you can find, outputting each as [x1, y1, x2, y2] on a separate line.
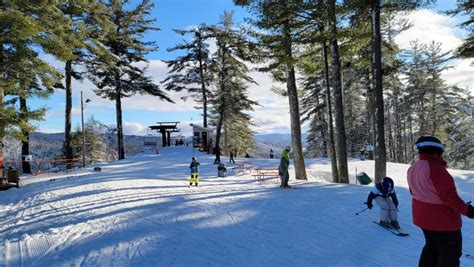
[190, 123, 214, 150]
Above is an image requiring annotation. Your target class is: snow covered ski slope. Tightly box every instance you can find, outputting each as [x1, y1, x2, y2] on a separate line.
[1, 146, 473, 266]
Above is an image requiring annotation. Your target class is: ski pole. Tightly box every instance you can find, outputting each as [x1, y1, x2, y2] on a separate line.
[355, 202, 370, 215]
[355, 206, 369, 215]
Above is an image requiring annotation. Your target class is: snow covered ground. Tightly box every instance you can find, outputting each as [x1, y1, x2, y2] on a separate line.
[1, 146, 473, 267]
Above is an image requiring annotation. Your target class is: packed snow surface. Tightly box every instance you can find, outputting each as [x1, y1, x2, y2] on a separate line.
[1, 147, 473, 266]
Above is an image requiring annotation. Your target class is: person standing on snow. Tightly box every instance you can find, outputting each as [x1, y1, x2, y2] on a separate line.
[366, 177, 400, 229]
[279, 146, 291, 188]
[407, 135, 474, 267]
[189, 157, 200, 186]
[229, 149, 235, 164]
[270, 149, 274, 159]
[213, 146, 221, 164]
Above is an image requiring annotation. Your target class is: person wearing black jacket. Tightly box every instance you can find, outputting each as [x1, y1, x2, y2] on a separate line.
[367, 177, 400, 229]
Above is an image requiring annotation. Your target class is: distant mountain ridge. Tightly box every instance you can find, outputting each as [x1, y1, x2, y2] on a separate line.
[254, 133, 308, 143]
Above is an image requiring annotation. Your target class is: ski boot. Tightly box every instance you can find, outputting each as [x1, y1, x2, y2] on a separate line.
[390, 220, 400, 229]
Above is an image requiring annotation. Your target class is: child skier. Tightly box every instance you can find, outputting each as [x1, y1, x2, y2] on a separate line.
[366, 177, 400, 229]
[189, 157, 200, 186]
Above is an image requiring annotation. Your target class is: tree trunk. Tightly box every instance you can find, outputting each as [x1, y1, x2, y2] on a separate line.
[365, 68, 375, 160]
[115, 89, 125, 160]
[395, 102, 403, 163]
[321, 41, 339, 183]
[20, 96, 31, 174]
[431, 80, 437, 135]
[283, 18, 307, 180]
[402, 119, 407, 163]
[64, 60, 73, 169]
[0, 86, 5, 176]
[386, 102, 394, 162]
[214, 110, 224, 163]
[214, 44, 227, 164]
[224, 124, 228, 155]
[409, 116, 415, 161]
[371, 0, 386, 182]
[197, 31, 208, 128]
[328, 0, 348, 183]
[347, 92, 354, 156]
[316, 95, 327, 157]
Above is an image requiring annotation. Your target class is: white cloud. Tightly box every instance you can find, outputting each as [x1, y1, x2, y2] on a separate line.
[396, 9, 474, 90]
[395, 9, 462, 52]
[442, 59, 474, 89]
[123, 122, 148, 135]
[35, 127, 62, 134]
[71, 107, 82, 116]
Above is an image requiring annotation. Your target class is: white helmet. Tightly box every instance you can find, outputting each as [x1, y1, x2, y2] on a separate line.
[285, 145, 291, 151]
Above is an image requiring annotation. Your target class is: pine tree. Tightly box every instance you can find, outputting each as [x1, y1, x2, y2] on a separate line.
[236, 0, 308, 180]
[327, 0, 349, 183]
[71, 117, 107, 164]
[295, 0, 340, 182]
[403, 40, 430, 135]
[446, 1, 473, 58]
[88, 0, 172, 160]
[0, 1, 73, 165]
[16, 54, 59, 173]
[445, 87, 473, 169]
[299, 68, 327, 158]
[208, 11, 257, 163]
[58, 1, 110, 168]
[162, 25, 213, 128]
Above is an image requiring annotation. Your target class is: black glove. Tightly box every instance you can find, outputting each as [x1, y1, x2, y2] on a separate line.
[367, 202, 373, 209]
[467, 205, 474, 219]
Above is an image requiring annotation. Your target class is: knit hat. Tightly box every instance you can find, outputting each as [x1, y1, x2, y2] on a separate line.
[415, 136, 444, 155]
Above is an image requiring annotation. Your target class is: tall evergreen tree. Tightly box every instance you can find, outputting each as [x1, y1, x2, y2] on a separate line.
[209, 11, 257, 163]
[0, 1, 73, 165]
[403, 40, 430, 134]
[445, 87, 473, 169]
[236, 0, 308, 180]
[88, 0, 172, 160]
[162, 25, 213, 128]
[327, 0, 349, 183]
[446, 1, 473, 58]
[299, 66, 327, 158]
[345, 0, 434, 180]
[58, 1, 110, 168]
[16, 55, 58, 173]
[296, 0, 340, 182]
[423, 41, 451, 136]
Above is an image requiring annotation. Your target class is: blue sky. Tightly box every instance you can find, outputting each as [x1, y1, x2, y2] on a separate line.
[30, 0, 471, 136]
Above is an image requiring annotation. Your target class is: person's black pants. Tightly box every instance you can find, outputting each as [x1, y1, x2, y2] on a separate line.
[419, 229, 462, 267]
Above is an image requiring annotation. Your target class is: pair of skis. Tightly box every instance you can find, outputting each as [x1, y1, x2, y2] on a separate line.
[373, 221, 409, 236]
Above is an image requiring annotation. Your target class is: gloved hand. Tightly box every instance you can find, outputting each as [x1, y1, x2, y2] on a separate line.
[367, 202, 373, 209]
[467, 205, 474, 219]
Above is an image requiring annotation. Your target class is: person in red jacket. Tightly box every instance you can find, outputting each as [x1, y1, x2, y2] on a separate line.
[407, 135, 474, 267]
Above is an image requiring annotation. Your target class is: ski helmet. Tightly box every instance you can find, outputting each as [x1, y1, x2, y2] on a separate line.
[285, 145, 291, 151]
[192, 157, 197, 161]
[415, 135, 444, 155]
[381, 177, 394, 192]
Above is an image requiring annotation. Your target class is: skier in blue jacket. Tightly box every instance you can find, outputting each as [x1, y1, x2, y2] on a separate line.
[189, 157, 200, 186]
[367, 177, 400, 229]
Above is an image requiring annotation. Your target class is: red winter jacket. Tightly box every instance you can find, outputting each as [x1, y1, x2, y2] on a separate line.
[407, 154, 469, 231]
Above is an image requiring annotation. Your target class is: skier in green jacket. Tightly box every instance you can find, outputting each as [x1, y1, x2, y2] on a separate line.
[279, 146, 291, 188]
